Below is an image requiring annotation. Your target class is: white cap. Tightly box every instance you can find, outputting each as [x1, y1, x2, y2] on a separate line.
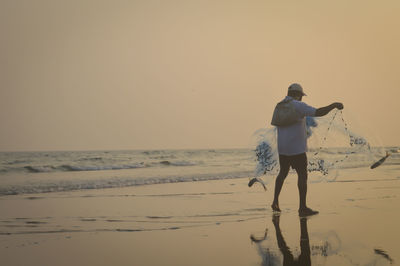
[288, 83, 306, 96]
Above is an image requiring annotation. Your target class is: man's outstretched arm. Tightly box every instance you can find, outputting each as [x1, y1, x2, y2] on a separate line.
[315, 102, 343, 117]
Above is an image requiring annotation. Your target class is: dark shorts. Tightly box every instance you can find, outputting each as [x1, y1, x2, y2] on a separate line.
[279, 153, 307, 171]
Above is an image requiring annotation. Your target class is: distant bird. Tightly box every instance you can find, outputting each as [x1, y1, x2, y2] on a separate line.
[370, 152, 391, 169]
[248, 177, 267, 191]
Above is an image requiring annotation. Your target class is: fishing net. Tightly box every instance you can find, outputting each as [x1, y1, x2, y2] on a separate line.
[253, 110, 386, 184]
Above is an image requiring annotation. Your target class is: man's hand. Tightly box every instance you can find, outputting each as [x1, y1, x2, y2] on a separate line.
[316, 102, 344, 116]
[334, 102, 344, 110]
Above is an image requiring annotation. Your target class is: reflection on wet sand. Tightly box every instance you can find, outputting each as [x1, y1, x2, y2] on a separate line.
[250, 215, 311, 266]
[250, 215, 394, 266]
[273, 215, 310, 265]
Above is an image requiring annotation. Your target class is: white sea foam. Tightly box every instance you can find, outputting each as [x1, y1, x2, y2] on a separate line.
[0, 170, 253, 196]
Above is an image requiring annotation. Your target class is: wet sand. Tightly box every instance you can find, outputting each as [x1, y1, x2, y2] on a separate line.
[0, 166, 399, 265]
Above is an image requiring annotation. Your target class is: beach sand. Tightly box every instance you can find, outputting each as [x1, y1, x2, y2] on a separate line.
[1, 166, 399, 265]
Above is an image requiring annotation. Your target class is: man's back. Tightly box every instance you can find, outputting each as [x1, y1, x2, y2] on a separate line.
[277, 96, 316, 156]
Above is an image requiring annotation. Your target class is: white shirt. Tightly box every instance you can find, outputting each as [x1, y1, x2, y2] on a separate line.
[276, 96, 316, 155]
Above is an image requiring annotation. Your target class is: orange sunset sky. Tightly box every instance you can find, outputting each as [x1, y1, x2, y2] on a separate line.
[1, 0, 399, 151]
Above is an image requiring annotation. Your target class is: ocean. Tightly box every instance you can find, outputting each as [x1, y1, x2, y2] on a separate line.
[1, 147, 399, 196]
[1, 147, 400, 266]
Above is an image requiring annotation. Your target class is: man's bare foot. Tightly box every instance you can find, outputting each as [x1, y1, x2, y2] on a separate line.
[271, 202, 281, 212]
[298, 207, 319, 217]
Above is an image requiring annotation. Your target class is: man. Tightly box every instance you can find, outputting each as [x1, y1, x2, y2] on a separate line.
[271, 83, 343, 216]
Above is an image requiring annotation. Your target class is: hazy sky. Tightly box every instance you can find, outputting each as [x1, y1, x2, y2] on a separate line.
[1, 0, 399, 151]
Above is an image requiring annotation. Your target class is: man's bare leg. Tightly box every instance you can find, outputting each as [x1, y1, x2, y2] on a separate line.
[272, 167, 289, 212]
[296, 166, 318, 216]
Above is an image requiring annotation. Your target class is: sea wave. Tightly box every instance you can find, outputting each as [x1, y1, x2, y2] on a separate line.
[24, 166, 55, 173]
[158, 160, 198, 166]
[58, 163, 146, 172]
[77, 157, 103, 162]
[18, 163, 146, 173]
[2, 160, 201, 174]
[14, 163, 147, 173]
